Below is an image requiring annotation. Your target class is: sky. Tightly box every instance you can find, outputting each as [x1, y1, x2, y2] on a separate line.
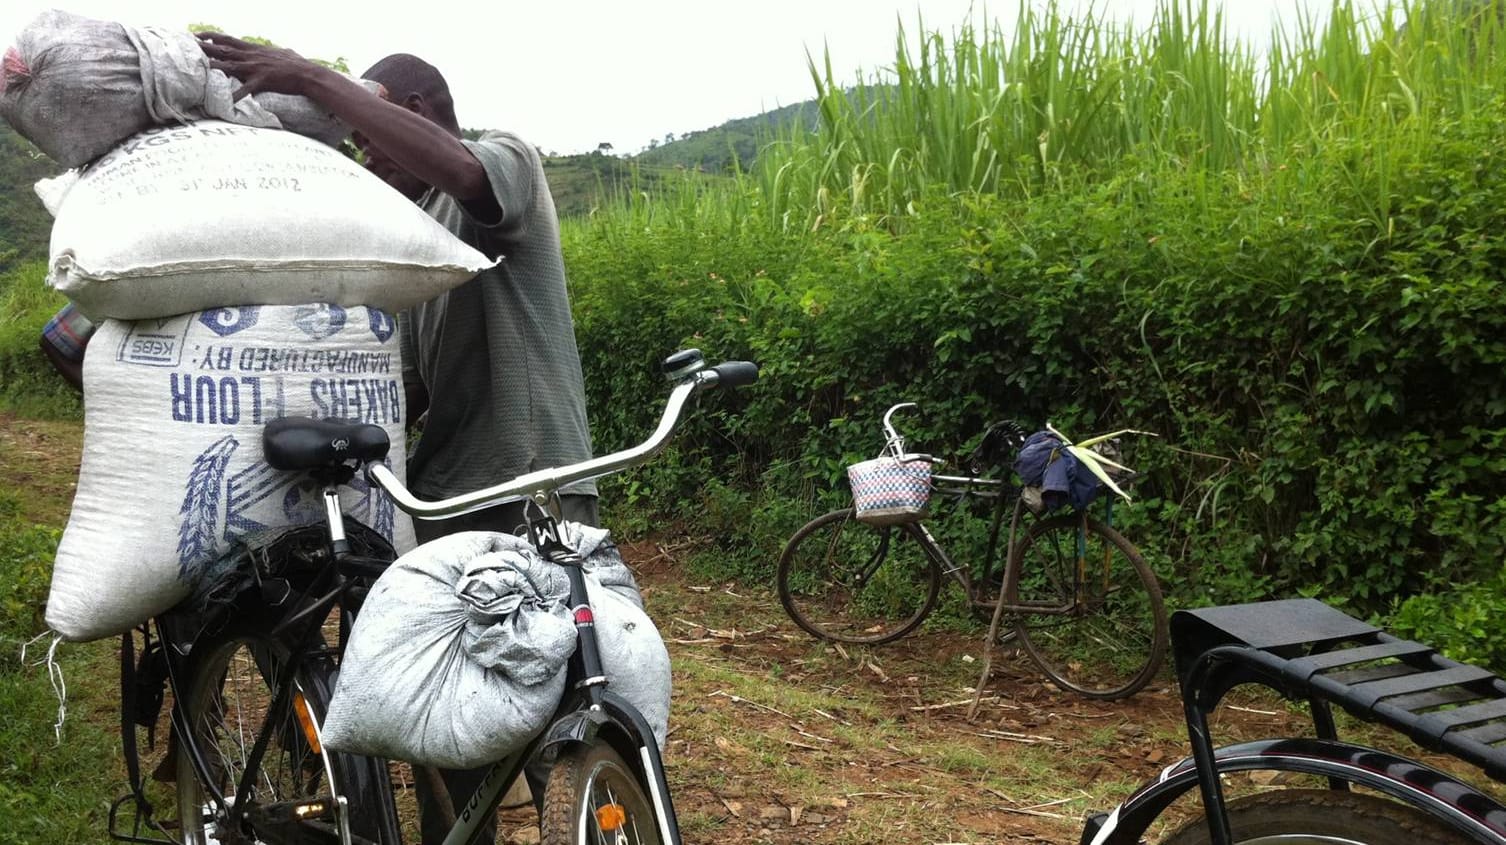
[2, 1, 1350, 156]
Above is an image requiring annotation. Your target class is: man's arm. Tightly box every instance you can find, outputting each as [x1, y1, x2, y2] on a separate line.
[195, 34, 489, 202]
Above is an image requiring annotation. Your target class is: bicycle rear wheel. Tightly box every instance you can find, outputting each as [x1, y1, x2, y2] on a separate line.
[540, 743, 664, 845]
[1160, 788, 1469, 845]
[175, 629, 399, 844]
[1008, 514, 1166, 699]
[776, 508, 944, 644]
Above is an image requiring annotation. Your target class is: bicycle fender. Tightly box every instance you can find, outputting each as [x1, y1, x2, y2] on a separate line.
[538, 707, 610, 755]
[537, 693, 659, 755]
[1082, 738, 1506, 845]
[537, 692, 682, 844]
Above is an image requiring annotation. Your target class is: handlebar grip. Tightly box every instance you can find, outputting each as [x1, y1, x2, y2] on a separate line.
[711, 361, 759, 388]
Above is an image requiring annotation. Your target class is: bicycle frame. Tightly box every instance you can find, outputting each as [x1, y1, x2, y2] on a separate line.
[876, 402, 1128, 617]
[918, 471, 1122, 619]
[919, 469, 1012, 609]
[147, 351, 752, 845]
[151, 473, 394, 845]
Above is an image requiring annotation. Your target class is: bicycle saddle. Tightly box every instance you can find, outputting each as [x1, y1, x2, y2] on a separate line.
[263, 416, 391, 470]
[967, 419, 1028, 474]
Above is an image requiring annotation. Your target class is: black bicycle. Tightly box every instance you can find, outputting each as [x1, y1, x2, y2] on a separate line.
[110, 349, 756, 845]
[1086, 598, 1506, 845]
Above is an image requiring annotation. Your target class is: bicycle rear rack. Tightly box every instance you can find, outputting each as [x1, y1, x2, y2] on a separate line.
[1176, 598, 1506, 783]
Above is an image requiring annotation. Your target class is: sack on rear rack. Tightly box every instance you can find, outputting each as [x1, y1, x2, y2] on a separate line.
[45, 303, 417, 642]
[321, 528, 670, 769]
[44, 120, 493, 320]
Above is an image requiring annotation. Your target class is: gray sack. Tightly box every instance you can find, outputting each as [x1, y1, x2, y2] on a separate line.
[320, 527, 671, 769]
[1, 9, 360, 168]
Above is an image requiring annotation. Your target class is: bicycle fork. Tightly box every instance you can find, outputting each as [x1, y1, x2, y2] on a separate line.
[529, 512, 684, 845]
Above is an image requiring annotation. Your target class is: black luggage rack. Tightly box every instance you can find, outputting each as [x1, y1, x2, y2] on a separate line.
[1175, 597, 1506, 783]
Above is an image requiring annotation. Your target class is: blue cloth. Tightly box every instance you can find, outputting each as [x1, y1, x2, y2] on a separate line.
[1012, 431, 1103, 512]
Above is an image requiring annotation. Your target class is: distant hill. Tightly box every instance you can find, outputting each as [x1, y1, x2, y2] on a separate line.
[485, 98, 820, 216]
[630, 100, 819, 174]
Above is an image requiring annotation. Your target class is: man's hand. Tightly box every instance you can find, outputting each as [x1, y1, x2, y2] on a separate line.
[196, 32, 330, 101]
[194, 35, 491, 204]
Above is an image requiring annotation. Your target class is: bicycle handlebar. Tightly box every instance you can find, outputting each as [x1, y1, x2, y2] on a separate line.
[366, 357, 758, 520]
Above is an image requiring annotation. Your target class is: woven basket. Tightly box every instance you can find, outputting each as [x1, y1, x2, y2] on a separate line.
[847, 455, 932, 526]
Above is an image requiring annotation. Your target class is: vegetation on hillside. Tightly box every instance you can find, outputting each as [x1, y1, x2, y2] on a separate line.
[0, 127, 55, 271]
[631, 101, 818, 173]
[561, 0, 1506, 668]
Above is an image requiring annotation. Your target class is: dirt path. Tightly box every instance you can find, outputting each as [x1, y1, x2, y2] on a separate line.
[621, 539, 1287, 845]
[5, 412, 1497, 844]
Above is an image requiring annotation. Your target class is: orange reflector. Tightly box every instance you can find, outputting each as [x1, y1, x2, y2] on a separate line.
[292, 694, 323, 755]
[595, 803, 626, 831]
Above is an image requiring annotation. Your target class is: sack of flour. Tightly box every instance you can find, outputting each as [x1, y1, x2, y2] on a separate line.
[1, 9, 367, 167]
[46, 303, 418, 642]
[45, 121, 492, 320]
[322, 529, 671, 769]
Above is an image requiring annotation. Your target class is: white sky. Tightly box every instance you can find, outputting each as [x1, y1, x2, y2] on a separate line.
[3, 1, 1356, 156]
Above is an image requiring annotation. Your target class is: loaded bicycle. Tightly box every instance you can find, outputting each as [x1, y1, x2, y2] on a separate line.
[776, 402, 1167, 700]
[109, 349, 757, 845]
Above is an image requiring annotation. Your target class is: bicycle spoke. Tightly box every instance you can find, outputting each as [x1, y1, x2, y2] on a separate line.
[179, 637, 337, 844]
[1012, 515, 1167, 699]
[778, 509, 942, 644]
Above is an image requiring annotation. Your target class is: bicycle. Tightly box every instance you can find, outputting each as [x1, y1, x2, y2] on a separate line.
[109, 348, 757, 845]
[776, 402, 1168, 700]
[1085, 598, 1506, 845]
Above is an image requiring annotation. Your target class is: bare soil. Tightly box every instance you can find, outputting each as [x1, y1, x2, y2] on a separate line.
[4, 412, 1500, 845]
[605, 539, 1252, 845]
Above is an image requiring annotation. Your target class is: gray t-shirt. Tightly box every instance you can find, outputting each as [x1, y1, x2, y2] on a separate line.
[400, 131, 596, 501]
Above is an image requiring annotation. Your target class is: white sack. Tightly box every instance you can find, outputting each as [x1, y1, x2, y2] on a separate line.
[322, 529, 671, 769]
[1, 9, 367, 167]
[46, 121, 493, 320]
[33, 169, 78, 217]
[46, 303, 417, 642]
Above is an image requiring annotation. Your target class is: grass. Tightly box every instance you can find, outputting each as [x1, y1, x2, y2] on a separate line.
[0, 417, 120, 845]
[556, 0, 1506, 242]
[0, 260, 81, 420]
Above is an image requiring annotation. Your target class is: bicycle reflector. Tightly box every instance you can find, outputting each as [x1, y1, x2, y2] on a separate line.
[596, 803, 626, 832]
[293, 693, 324, 755]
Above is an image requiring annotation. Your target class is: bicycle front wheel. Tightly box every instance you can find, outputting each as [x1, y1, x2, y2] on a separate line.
[776, 508, 944, 644]
[1161, 789, 1470, 845]
[175, 631, 399, 845]
[1009, 514, 1167, 699]
[540, 743, 664, 845]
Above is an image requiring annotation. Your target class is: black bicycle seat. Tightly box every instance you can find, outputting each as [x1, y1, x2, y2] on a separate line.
[263, 416, 390, 470]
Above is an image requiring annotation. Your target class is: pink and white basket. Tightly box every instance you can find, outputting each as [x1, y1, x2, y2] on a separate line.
[847, 455, 933, 526]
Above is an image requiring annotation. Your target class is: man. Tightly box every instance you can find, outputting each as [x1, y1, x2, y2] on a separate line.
[196, 35, 598, 843]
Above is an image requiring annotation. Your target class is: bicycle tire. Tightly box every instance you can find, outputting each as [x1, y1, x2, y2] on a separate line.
[1160, 788, 1470, 845]
[776, 508, 944, 644]
[540, 742, 664, 845]
[1008, 513, 1167, 699]
[174, 626, 401, 845]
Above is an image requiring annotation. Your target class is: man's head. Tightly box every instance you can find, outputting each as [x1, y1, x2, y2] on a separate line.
[357, 53, 460, 198]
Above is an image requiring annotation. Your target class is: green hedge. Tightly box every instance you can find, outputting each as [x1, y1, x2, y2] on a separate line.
[0, 260, 80, 419]
[564, 104, 1506, 659]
